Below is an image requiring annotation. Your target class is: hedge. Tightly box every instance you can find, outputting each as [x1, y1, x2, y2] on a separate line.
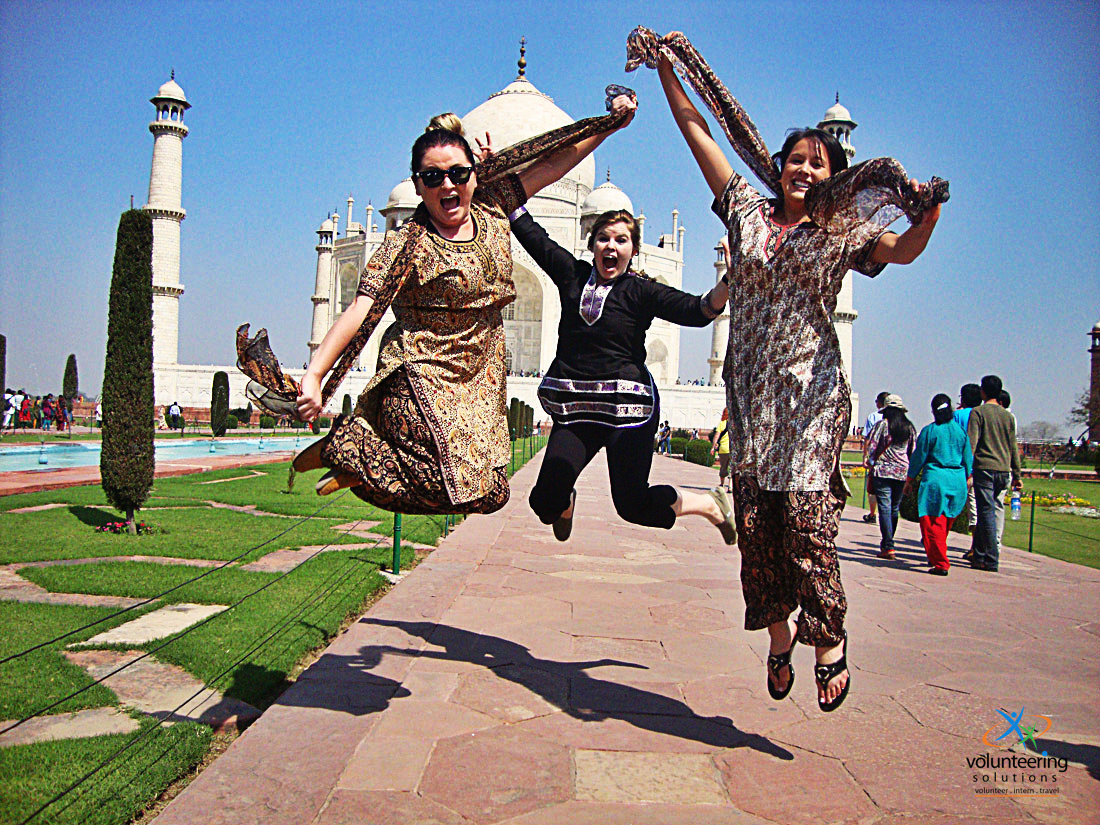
[684, 438, 714, 467]
[226, 414, 238, 430]
[669, 437, 687, 455]
[259, 415, 276, 430]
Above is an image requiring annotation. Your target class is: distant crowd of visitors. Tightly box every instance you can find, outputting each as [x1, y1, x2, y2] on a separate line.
[2, 389, 74, 432]
[861, 374, 1020, 576]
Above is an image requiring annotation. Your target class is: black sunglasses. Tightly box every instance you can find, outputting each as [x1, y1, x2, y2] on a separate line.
[414, 165, 474, 188]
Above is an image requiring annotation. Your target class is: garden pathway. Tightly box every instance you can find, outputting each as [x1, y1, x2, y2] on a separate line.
[152, 452, 1100, 825]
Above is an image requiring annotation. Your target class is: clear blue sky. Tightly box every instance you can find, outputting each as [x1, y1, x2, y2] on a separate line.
[1, 0, 1097, 435]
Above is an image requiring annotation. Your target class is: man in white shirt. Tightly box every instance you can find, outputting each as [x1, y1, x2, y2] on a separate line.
[861, 391, 889, 524]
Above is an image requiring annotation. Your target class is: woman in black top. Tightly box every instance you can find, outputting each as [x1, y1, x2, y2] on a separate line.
[510, 207, 735, 542]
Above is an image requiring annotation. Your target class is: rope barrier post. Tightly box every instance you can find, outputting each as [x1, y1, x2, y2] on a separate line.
[1028, 491, 1035, 553]
[392, 513, 402, 575]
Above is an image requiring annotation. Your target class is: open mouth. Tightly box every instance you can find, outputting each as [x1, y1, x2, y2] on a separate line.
[440, 194, 461, 211]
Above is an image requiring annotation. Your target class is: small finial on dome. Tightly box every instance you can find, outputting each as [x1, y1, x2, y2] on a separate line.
[835, 91, 839, 104]
[171, 68, 175, 80]
[606, 168, 611, 182]
[517, 36, 527, 77]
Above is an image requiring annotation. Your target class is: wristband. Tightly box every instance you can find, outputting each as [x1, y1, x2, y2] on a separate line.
[508, 205, 528, 222]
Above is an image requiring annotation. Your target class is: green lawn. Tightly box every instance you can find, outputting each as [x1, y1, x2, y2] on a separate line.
[845, 473, 1100, 569]
[0, 434, 546, 825]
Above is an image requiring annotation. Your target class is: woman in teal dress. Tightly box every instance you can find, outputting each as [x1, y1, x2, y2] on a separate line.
[904, 393, 973, 575]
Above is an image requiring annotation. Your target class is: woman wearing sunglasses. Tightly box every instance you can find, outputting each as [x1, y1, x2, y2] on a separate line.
[283, 93, 637, 516]
[626, 27, 947, 712]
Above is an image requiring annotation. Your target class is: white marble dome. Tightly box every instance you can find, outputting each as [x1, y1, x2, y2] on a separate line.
[319, 217, 334, 232]
[153, 77, 188, 105]
[461, 77, 594, 192]
[582, 179, 633, 216]
[385, 177, 420, 210]
[822, 101, 854, 125]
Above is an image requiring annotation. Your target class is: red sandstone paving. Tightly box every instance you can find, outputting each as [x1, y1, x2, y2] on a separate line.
[149, 453, 1100, 824]
[317, 790, 469, 824]
[419, 725, 572, 822]
[714, 746, 876, 825]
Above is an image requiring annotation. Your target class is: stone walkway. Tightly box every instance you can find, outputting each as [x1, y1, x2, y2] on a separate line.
[152, 453, 1100, 825]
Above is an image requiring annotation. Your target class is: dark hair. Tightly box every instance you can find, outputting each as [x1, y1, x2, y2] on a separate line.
[931, 393, 954, 425]
[883, 406, 915, 446]
[587, 210, 640, 255]
[410, 116, 475, 175]
[960, 383, 982, 409]
[875, 391, 890, 406]
[980, 374, 1003, 400]
[773, 128, 848, 192]
[998, 389, 1011, 409]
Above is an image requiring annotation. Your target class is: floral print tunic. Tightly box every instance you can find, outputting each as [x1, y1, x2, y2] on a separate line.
[713, 173, 887, 491]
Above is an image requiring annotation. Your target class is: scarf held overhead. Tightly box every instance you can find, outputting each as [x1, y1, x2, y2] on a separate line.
[236, 87, 636, 416]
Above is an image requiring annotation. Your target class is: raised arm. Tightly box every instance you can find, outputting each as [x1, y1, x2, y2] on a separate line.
[657, 55, 733, 199]
[296, 294, 374, 423]
[517, 94, 636, 198]
[870, 201, 941, 264]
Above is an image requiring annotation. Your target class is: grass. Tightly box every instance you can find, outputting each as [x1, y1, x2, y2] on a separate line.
[0, 717, 211, 825]
[845, 473, 1100, 569]
[0, 434, 546, 825]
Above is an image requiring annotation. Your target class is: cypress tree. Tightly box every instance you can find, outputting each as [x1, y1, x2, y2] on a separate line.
[341, 393, 352, 417]
[0, 334, 6, 404]
[62, 353, 78, 400]
[100, 210, 155, 529]
[211, 371, 229, 437]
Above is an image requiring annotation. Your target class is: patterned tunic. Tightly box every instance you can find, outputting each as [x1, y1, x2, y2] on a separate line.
[713, 173, 888, 491]
[333, 176, 525, 506]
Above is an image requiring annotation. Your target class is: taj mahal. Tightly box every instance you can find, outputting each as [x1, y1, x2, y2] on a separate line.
[146, 50, 863, 429]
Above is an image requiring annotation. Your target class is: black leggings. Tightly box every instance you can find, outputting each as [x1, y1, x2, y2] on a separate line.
[529, 415, 678, 529]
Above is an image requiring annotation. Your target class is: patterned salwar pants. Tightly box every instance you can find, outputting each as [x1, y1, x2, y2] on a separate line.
[321, 369, 509, 515]
[732, 472, 847, 647]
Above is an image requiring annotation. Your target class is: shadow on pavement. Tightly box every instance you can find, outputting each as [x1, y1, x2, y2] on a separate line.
[356, 618, 793, 760]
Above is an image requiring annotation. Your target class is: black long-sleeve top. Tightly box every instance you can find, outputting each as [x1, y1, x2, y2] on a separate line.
[511, 211, 717, 426]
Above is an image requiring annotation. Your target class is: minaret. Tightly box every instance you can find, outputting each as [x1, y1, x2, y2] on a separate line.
[1089, 321, 1100, 443]
[708, 243, 730, 386]
[144, 72, 189, 366]
[309, 218, 335, 357]
[818, 94, 859, 396]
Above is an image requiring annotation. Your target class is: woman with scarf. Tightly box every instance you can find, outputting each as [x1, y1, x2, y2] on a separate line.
[628, 28, 947, 712]
[238, 90, 637, 516]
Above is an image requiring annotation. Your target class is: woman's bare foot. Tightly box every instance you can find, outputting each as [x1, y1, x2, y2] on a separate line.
[292, 437, 326, 472]
[815, 637, 850, 708]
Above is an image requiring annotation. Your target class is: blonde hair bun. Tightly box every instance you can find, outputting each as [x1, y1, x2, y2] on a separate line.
[427, 113, 464, 136]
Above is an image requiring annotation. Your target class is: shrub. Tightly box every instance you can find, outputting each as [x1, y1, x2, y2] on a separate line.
[100, 210, 155, 527]
[291, 418, 306, 429]
[671, 428, 692, 440]
[684, 438, 713, 467]
[229, 406, 252, 425]
[226, 414, 238, 430]
[210, 371, 229, 437]
[259, 415, 275, 430]
[318, 416, 332, 429]
[63, 353, 79, 400]
[669, 437, 687, 455]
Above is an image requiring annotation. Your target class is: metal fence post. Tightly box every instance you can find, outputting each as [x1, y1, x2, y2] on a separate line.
[392, 513, 402, 574]
[1027, 491, 1035, 553]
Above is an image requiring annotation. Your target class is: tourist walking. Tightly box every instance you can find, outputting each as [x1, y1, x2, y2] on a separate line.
[861, 391, 888, 524]
[904, 393, 972, 575]
[508, 206, 735, 542]
[955, 382, 983, 543]
[240, 88, 640, 515]
[711, 407, 732, 492]
[967, 374, 1021, 571]
[1, 388, 13, 431]
[635, 27, 947, 711]
[864, 395, 916, 559]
